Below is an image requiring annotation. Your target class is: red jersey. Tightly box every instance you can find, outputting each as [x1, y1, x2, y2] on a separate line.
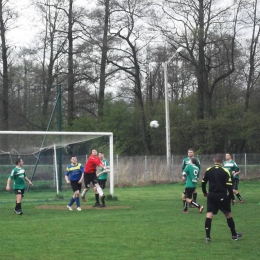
[84, 155, 103, 173]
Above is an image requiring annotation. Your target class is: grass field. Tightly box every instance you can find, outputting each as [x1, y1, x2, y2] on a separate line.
[0, 181, 260, 260]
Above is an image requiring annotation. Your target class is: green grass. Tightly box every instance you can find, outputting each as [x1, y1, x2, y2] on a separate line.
[0, 181, 260, 260]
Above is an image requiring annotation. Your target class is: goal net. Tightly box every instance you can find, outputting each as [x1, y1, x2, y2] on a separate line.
[0, 131, 114, 195]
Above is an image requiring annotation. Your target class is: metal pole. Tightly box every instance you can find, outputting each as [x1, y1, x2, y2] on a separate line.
[57, 85, 63, 192]
[164, 62, 171, 167]
[163, 47, 183, 167]
[244, 153, 247, 178]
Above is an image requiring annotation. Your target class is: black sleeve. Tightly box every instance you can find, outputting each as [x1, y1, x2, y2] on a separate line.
[201, 172, 208, 194]
[202, 181, 207, 194]
[227, 185, 235, 200]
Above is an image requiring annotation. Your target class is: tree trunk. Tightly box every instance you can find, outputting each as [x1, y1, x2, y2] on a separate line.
[0, 1, 9, 130]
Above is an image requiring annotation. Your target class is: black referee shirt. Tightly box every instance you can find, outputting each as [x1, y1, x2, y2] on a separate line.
[202, 163, 234, 200]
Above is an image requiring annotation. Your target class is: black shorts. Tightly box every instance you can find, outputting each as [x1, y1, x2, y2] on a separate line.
[207, 192, 231, 215]
[98, 179, 107, 189]
[70, 180, 82, 192]
[183, 188, 196, 199]
[14, 189, 25, 197]
[232, 178, 239, 190]
[84, 173, 98, 187]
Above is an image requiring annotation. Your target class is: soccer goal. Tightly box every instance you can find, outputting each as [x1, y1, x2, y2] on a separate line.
[0, 131, 114, 196]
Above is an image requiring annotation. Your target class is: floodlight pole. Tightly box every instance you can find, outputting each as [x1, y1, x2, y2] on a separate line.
[163, 47, 183, 166]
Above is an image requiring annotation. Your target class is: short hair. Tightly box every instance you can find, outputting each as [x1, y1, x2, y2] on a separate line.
[191, 157, 197, 164]
[16, 158, 22, 165]
[188, 148, 194, 152]
[70, 155, 76, 159]
[214, 154, 223, 163]
[99, 152, 104, 155]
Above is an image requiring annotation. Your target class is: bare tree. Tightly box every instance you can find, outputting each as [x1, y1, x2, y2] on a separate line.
[0, 0, 12, 130]
[152, 0, 242, 119]
[243, 0, 260, 112]
[108, 0, 153, 154]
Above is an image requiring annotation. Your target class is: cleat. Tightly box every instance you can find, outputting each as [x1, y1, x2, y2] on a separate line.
[205, 238, 211, 243]
[76, 207, 82, 211]
[99, 204, 106, 208]
[239, 200, 244, 204]
[199, 206, 204, 214]
[67, 205, 73, 211]
[81, 196, 86, 202]
[232, 233, 243, 241]
[182, 210, 188, 213]
[14, 209, 23, 215]
[93, 202, 100, 207]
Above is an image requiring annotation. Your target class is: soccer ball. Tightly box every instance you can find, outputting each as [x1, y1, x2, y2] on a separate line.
[150, 120, 159, 128]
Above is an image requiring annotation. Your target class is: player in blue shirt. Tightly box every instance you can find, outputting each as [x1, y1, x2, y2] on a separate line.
[65, 156, 84, 211]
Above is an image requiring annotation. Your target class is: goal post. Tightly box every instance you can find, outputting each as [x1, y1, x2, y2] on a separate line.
[0, 131, 114, 196]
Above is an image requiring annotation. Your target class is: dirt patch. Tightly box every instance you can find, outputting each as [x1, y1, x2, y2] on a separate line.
[35, 205, 131, 210]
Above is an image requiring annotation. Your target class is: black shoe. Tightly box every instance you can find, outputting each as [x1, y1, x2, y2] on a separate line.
[99, 204, 106, 208]
[232, 233, 243, 241]
[205, 238, 211, 243]
[14, 209, 23, 215]
[93, 202, 100, 207]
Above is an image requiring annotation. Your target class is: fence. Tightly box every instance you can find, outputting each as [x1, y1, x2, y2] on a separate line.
[113, 154, 260, 186]
[0, 153, 259, 191]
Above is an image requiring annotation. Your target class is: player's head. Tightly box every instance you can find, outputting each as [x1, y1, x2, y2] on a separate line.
[190, 157, 197, 165]
[70, 156, 77, 164]
[98, 152, 104, 159]
[91, 149, 97, 155]
[16, 158, 23, 166]
[214, 154, 224, 164]
[187, 148, 194, 158]
[225, 153, 232, 160]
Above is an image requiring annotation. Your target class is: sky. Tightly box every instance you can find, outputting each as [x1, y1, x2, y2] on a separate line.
[7, 0, 96, 47]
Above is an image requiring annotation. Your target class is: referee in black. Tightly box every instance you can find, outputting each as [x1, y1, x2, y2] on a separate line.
[202, 153, 242, 242]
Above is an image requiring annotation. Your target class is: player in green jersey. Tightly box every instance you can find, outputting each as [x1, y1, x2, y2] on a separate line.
[93, 152, 109, 208]
[182, 158, 204, 213]
[182, 148, 201, 204]
[223, 153, 243, 203]
[6, 158, 33, 215]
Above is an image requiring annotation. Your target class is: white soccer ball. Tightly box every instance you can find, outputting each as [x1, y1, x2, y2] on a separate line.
[150, 120, 159, 128]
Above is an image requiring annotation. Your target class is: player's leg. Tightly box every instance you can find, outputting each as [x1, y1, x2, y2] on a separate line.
[182, 191, 188, 213]
[224, 212, 243, 240]
[192, 189, 197, 203]
[14, 189, 23, 215]
[220, 194, 242, 240]
[74, 182, 82, 210]
[205, 212, 213, 242]
[81, 173, 90, 202]
[93, 177, 106, 207]
[67, 181, 77, 210]
[93, 186, 100, 206]
[99, 180, 106, 207]
[204, 193, 216, 242]
[185, 188, 203, 213]
[233, 179, 243, 203]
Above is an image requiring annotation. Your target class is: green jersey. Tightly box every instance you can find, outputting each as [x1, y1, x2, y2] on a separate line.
[182, 157, 201, 177]
[183, 164, 199, 188]
[98, 158, 109, 180]
[9, 166, 27, 189]
[223, 160, 240, 179]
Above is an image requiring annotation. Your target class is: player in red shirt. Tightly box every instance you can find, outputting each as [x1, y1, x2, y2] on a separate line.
[81, 149, 107, 207]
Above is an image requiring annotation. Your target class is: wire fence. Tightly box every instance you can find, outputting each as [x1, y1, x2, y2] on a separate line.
[0, 153, 259, 191]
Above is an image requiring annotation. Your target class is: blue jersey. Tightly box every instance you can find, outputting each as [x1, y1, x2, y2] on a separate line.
[65, 163, 84, 181]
